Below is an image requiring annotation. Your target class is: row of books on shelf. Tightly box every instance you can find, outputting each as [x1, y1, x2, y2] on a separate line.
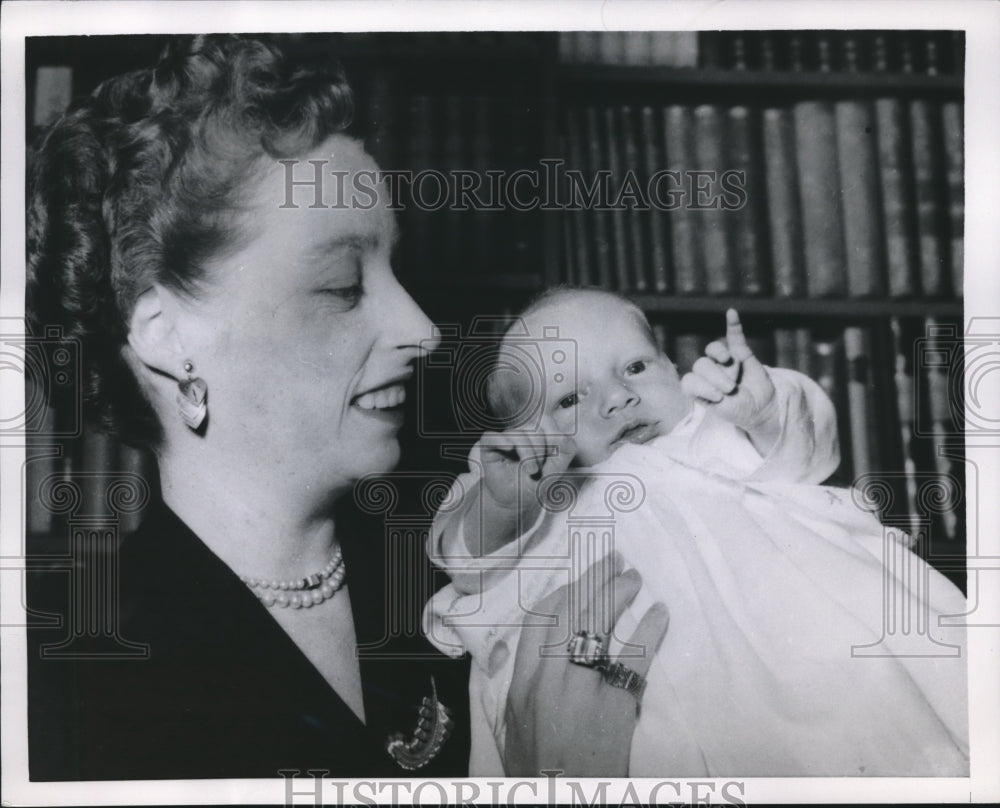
[644, 315, 962, 544]
[25, 426, 158, 541]
[557, 32, 699, 67]
[559, 97, 963, 300]
[696, 30, 963, 76]
[358, 85, 542, 277]
[557, 31, 963, 75]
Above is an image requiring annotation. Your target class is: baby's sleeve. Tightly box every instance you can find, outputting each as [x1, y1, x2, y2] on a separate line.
[675, 367, 839, 483]
[423, 444, 552, 663]
[748, 366, 840, 483]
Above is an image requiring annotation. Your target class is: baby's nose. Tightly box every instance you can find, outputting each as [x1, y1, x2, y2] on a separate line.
[602, 382, 639, 416]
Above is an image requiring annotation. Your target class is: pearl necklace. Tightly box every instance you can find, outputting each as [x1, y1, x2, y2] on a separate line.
[240, 548, 346, 609]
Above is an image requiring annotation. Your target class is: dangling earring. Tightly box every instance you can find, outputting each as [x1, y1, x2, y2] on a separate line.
[176, 360, 208, 430]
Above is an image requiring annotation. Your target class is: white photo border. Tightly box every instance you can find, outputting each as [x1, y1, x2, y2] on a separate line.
[2, 1, 998, 804]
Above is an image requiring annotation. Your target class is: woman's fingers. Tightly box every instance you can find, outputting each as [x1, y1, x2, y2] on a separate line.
[616, 601, 669, 678]
[579, 562, 639, 637]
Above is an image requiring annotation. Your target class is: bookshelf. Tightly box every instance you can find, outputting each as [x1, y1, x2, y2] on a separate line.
[24, 31, 966, 589]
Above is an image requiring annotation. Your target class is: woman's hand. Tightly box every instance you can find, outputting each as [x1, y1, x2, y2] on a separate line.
[503, 554, 669, 776]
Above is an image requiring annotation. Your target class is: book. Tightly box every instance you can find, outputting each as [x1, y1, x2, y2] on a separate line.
[673, 332, 710, 375]
[774, 328, 796, 372]
[910, 99, 949, 298]
[745, 332, 775, 368]
[82, 426, 118, 520]
[890, 317, 920, 537]
[639, 106, 671, 293]
[468, 95, 497, 277]
[557, 31, 577, 62]
[403, 95, 436, 277]
[441, 94, 466, 274]
[875, 98, 919, 298]
[728, 105, 770, 296]
[697, 32, 726, 69]
[815, 33, 834, 72]
[941, 101, 964, 298]
[574, 32, 603, 63]
[950, 31, 966, 75]
[773, 327, 813, 377]
[649, 32, 699, 67]
[561, 209, 577, 285]
[787, 33, 806, 71]
[119, 444, 157, 536]
[652, 321, 670, 354]
[25, 376, 60, 537]
[599, 32, 628, 64]
[844, 326, 880, 478]
[834, 100, 887, 297]
[604, 106, 631, 291]
[618, 106, 650, 292]
[507, 103, 536, 275]
[840, 32, 862, 72]
[794, 101, 848, 297]
[693, 105, 737, 295]
[762, 107, 806, 297]
[729, 33, 750, 70]
[812, 333, 853, 483]
[663, 105, 705, 294]
[584, 106, 614, 289]
[756, 32, 778, 71]
[922, 318, 960, 540]
[622, 32, 653, 65]
[564, 107, 594, 285]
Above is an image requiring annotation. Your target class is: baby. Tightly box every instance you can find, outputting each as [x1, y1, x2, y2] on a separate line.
[424, 288, 968, 777]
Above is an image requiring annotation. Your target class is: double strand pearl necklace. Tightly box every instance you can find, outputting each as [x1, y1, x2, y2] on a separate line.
[240, 548, 346, 609]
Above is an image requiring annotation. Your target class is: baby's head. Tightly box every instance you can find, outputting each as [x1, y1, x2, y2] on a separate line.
[487, 287, 693, 466]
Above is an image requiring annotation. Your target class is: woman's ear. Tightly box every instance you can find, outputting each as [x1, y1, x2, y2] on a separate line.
[127, 284, 186, 379]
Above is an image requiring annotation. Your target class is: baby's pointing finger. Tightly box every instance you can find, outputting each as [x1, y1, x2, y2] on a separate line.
[725, 308, 752, 361]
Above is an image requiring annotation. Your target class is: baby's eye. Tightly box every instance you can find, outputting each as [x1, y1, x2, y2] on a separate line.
[557, 393, 579, 409]
[625, 360, 648, 375]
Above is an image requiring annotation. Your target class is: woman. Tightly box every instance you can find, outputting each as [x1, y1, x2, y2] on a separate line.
[26, 34, 666, 780]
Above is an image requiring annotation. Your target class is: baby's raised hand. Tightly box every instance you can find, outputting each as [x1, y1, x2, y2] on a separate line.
[681, 309, 780, 442]
[479, 428, 577, 514]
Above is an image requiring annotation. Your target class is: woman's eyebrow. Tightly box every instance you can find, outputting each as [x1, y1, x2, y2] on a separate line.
[308, 232, 378, 259]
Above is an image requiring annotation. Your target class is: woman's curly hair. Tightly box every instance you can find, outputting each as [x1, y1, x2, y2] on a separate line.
[26, 35, 353, 447]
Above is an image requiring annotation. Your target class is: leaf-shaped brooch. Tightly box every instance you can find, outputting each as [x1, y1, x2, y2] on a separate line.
[386, 677, 453, 770]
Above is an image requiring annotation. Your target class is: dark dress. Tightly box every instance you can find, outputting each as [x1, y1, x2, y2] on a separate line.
[27, 498, 471, 780]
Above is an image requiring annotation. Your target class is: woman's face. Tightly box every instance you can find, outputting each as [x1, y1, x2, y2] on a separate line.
[177, 135, 439, 501]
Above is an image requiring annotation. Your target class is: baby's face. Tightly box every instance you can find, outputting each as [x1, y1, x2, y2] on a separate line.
[509, 294, 692, 466]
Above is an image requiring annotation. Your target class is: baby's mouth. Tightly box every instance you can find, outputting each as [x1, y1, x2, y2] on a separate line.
[613, 421, 659, 446]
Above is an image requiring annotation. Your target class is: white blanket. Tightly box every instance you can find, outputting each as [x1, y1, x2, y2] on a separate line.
[424, 369, 969, 776]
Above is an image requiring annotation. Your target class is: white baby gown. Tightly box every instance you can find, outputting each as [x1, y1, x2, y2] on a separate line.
[424, 369, 969, 776]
